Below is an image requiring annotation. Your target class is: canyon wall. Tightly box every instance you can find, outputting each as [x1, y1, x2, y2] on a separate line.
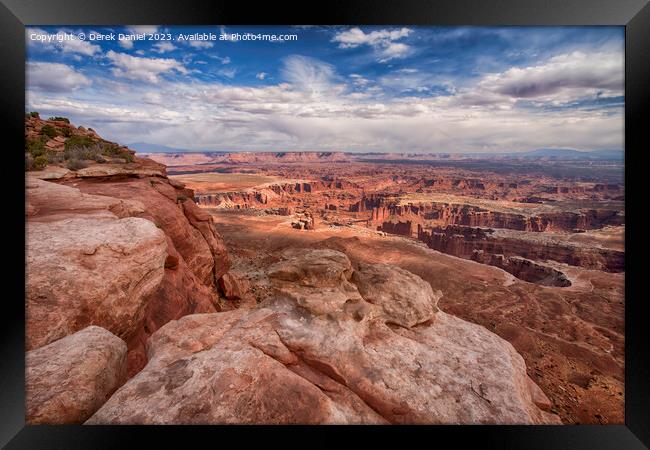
[195, 180, 361, 208]
[415, 225, 624, 273]
[378, 202, 623, 233]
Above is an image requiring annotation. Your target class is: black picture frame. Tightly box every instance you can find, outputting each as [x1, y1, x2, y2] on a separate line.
[1, 0, 648, 448]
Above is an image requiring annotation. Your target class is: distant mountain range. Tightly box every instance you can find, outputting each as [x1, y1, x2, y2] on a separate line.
[512, 148, 624, 160]
[130, 141, 623, 161]
[128, 142, 197, 153]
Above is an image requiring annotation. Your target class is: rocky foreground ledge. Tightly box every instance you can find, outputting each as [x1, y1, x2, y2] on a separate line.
[24, 118, 559, 424]
[86, 249, 559, 424]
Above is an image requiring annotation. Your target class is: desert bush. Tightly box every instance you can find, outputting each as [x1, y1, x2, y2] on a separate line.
[66, 159, 88, 171]
[29, 111, 39, 118]
[61, 127, 72, 137]
[46, 151, 64, 164]
[34, 155, 48, 170]
[41, 124, 57, 138]
[122, 151, 135, 163]
[48, 116, 70, 123]
[64, 135, 96, 151]
[26, 138, 46, 157]
[61, 137, 134, 164]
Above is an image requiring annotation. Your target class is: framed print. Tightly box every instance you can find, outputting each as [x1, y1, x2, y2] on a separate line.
[1, 0, 649, 448]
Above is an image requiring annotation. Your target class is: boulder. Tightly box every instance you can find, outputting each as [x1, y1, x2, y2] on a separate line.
[88, 250, 560, 425]
[218, 272, 251, 300]
[267, 248, 364, 316]
[26, 180, 167, 350]
[352, 262, 441, 327]
[62, 176, 230, 375]
[26, 326, 127, 424]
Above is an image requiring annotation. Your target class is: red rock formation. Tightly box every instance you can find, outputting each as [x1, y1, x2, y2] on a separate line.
[195, 179, 361, 209]
[414, 225, 624, 273]
[87, 249, 559, 425]
[61, 175, 230, 375]
[26, 178, 167, 350]
[384, 202, 623, 233]
[26, 326, 127, 424]
[471, 251, 571, 287]
[379, 220, 416, 237]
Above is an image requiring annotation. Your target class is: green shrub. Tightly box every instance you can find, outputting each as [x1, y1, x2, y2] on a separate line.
[61, 127, 72, 137]
[34, 155, 48, 170]
[122, 152, 135, 163]
[64, 135, 95, 151]
[66, 159, 88, 171]
[41, 124, 58, 138]
[48, 116, 70, 123]
[26, 138, 46, 157]
[29, 111, 39, 118]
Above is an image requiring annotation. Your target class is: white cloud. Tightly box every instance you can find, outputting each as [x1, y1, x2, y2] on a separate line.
[256, 72, 268, 80]
[189, 40, 214, 49]
[280, 55, 341, 97]
[332, 27, 413, 62]
[152, 41, 176, 53]
[481, 51, 624, 103]
[219, 26, 236, 41]
[378, 68, 455, 94]
[27, 61, 91, 92]
[217, 67, 237, 79]
[118, 39, 133, 50]
[106, 50, 188, 83]
[127, 26, 159, 35]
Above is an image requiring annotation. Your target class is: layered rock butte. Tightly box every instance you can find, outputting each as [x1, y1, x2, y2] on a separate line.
[25, 117, 623, 425]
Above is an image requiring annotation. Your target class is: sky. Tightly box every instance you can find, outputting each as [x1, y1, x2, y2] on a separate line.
[26, 25, 624, 153]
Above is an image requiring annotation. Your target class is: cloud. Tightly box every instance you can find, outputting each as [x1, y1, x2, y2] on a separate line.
[189, 41, 214, 49]
[119, 40, 133, 50]
[106, 50, 187, 83]
[27, 61, 91, 92]
[332, 27, 413, 62]
[378, 68, 455, 94]
[280, 55, 339, 96]
[256, 72, 268, 80]
[217, 67, 237, 79]
[219, 26, 236, 41]
[444, 51, 625, 109]
[25, 70, 623, 153]
[152, 42, 176, 53]
[482, 51, 623, 102]
[127, 26, 159, 35]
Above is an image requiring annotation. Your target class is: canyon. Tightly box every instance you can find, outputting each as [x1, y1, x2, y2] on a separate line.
[24, 117, 623, 425]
